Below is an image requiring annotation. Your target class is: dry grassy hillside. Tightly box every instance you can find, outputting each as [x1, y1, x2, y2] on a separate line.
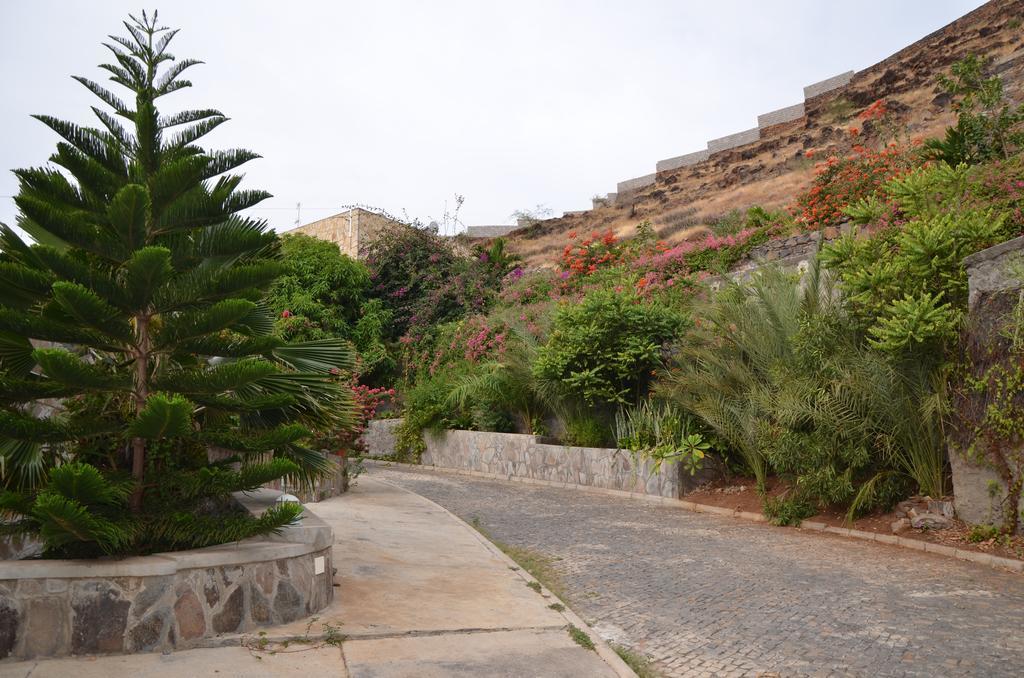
[507, 0, 1024, 268]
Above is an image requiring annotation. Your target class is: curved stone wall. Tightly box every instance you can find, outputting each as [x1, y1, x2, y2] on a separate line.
[0, 490, 333, 660]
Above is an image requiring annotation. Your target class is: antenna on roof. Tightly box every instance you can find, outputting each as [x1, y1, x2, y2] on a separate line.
[294, 202, 301, 227]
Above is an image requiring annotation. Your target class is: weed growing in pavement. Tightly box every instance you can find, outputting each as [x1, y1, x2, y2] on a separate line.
[613, 644, 661, 677]
[567, 624, 595, 651]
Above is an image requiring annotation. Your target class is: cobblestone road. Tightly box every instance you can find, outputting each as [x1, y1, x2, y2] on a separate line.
[369, 465, 1024, 678]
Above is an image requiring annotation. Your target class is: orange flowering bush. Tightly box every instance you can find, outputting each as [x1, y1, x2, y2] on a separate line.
[793, 143, 918, 229]
[560, 229, 623, 277]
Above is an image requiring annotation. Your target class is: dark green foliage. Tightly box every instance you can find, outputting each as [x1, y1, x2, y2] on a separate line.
[350, 299, 396, 383]
[562, 413, 612, 448]
[762, 495, 816, 527]
[0, 13, 353, 558]
[393, 367, 477, 461]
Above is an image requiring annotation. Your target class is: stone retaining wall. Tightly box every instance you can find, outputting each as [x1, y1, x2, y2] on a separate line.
[707, 127, 761, 154]
[803, 70, 855, 99]
[615, 67, 854, 203]
[656, 149, 710, 173]
[362, 418, 403, 458]
[616, 173, 657, 195]
[0, 490, 333, 660]
[757, 102, 806, 129]
[421, 429, 712, 499]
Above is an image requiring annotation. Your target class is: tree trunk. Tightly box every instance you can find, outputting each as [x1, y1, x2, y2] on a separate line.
[130, 314, 151, 513]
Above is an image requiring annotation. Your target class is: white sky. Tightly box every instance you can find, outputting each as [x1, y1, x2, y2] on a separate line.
[0, 0, 987, 234]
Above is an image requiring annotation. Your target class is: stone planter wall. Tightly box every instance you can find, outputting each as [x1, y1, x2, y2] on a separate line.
[0, 490, 334, 661]
[421, 429, 714, 499]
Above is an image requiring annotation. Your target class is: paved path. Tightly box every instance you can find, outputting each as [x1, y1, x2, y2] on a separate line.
[371, 464, 1024, 678]
[2, 477, 625, 678]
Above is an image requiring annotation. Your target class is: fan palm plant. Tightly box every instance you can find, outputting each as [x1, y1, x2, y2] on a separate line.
[0, 12, 354, 557]
[658, 261, 947, 519]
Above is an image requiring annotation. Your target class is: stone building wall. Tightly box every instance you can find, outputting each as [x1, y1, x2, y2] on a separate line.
[280, 208, 401, 259]
[0, 491, 333, 660]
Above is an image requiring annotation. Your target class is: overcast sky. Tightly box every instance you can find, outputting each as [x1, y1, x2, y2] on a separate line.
[0, 0, 987, 234]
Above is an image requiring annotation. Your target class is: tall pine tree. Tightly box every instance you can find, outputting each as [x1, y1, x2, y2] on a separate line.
[0, 12, 354, 558]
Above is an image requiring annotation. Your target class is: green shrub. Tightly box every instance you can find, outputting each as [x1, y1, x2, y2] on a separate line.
[614, 401, 710, 475]
[762, 495, 816, 526]
[924, 54, 1024, 166]
[823, 162, 1011, 360]
[967, 524, 1001, 543]
[267, 234, 370, 342]
[533, 290, 683, 410]
[563, 413, 612, 448]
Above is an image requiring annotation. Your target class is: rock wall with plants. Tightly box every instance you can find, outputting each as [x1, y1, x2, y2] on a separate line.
[950, 235, 1024, 531]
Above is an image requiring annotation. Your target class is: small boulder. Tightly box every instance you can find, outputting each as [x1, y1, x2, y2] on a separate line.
[911, 512, 951, 530]
[891, 518, 910, 534]
[928, 500, 954, 519]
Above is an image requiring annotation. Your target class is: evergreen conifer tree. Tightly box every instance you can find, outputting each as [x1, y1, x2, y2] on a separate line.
[0, 12, 353, 558]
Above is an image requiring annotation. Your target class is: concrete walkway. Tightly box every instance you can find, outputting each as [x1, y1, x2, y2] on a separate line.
[1, 477, 627, 677]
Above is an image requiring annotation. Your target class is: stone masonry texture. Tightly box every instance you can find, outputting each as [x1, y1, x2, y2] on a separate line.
[280, 208, 401, 259]
[362, 418, 402, 459]
[416, 429, 716, 499]
[707, 127, 760, 154]
[374, 465, 1024, 678]
[803, 70, 855, 99]
[0, 548, 333, 660]
[757, 102, 806, 129]
[617, 173, 657, 194]
[657, 150, 711, 173]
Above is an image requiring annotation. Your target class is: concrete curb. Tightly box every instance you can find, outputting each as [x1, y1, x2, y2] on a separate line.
[366, 459, 1024, 576]
[371, 474, 639, 678]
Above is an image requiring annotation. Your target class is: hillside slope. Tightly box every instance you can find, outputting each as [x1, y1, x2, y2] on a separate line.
[507, 0, 1024, 267]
